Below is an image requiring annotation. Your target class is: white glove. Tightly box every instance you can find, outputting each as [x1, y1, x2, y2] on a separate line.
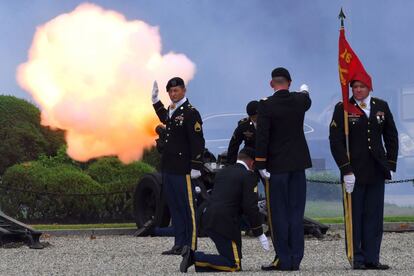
[151, 81, 159, 104]
[390, 171, 394, 180]
[300, 84, 310, 93]
[258, 233, 270, 251]
[190, 169, 201, 179]
[343, 174, 355, 193]
[259, 169, 270, 179]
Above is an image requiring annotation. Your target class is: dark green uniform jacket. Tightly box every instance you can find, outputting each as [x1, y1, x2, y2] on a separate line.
[227, 117, 256, 164]
[329, 97, 398, 184]
[153, 99, 205, 174]
[255, 90, 312, 173]
[203, 163, 263, 242]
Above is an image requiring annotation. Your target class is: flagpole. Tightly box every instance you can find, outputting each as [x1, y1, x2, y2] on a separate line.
[338, 8, 354, 267]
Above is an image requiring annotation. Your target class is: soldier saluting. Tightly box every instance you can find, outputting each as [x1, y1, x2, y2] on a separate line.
[329, 72, 398, 270]
[151, 77, 205, 255]
[255, 67, 311, 271]
[227, 100, 258, 164]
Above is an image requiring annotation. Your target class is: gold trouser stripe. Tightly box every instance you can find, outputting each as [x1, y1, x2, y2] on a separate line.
[193, 241, 241, 272]
[265, 178, 275, 243]
[339, 162, 350, 168]
[231, 241, 241, 270]
[186, 175, 197, 250]
[194, 262, 237, 272]
[342, 182, 354, 265]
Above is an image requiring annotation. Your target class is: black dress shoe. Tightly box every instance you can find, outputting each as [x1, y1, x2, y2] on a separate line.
[180, 245, 194, 273]
[162, 245, 183, 255]
[134, 219, 155, 237]
[365, 262, 390, 270]
[353, 262, 367, 270]
[261, 258, 290, 271]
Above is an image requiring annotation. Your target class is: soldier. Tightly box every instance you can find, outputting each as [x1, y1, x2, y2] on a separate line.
[227, 100, 258, 164]
[179, 147, 269, 273]
[329, 72, 398, 270]
[151, 77, 205, 255]
[255, 67, 311, 271]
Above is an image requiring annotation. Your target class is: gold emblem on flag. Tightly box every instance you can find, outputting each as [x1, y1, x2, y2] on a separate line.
[194, 121, 201, 132]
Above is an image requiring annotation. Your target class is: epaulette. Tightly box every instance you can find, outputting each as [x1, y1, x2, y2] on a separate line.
[371, 96, 385, 104]
[260, 97, 268, 101]
[335, 102, 343, 107]
[238, 117, 249, 125]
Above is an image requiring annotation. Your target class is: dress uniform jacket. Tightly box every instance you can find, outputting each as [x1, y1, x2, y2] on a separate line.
[153, 100, 205, 174]
[255, 90, 312, 173]
[329, 97, 398, 184]
[227, 118, 256, 164]
[203, 163, 263, 242]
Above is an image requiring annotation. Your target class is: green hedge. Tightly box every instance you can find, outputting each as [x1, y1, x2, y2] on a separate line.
[0, 156, 155, 223]
[0, 95, 64, 174]
[86, 157, 155, 219]
[0, 162, 104, 222]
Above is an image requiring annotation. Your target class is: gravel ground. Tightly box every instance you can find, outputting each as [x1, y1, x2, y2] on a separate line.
[0, 230, 413, 275]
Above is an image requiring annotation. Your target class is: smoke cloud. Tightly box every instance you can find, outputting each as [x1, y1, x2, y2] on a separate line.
[17, 3, 195, 163]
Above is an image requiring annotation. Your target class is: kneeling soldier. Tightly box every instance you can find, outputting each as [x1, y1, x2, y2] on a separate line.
[180, 147, 269, 273]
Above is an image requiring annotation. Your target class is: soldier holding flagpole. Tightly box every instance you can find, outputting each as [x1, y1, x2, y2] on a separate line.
[329, 9, 398, 270]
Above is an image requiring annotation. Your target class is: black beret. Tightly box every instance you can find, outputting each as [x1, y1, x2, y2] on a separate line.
[271, 67, 291, 81]
[166, 77, 185, 91]
[239, 147, 255, 160]
[246, 100, 258, 116]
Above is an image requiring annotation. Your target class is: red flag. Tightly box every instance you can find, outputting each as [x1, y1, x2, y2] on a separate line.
[338, 28, 372, 115]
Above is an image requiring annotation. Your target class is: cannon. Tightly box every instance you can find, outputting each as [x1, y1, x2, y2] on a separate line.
[0, 210, 43, 249]
[133, 126, 329, 238]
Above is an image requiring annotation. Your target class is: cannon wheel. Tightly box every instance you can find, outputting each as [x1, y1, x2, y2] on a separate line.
[133, 173, 170, 228]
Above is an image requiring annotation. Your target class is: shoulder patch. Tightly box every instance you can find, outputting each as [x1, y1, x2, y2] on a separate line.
[330, 120, 337, 128]
[194, 121, 202, 132]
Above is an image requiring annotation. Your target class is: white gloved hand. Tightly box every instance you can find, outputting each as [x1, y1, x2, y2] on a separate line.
[259, 169, 270, 180]
[151, 80, 159, 104]
[390, 171, 394, 180]
[258, 233, 270, 251]
[343, 174, 355, 193]
[190, 169, 202, 179]
[300, 84, 310, 93]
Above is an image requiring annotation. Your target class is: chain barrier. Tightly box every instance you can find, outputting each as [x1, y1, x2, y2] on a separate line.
[0, 178, 412, 197]
[306, 178, 414, 185]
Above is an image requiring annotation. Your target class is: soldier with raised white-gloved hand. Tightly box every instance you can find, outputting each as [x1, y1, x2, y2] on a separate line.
[300, 84, 310, 93]
[151, 80, 159, 104]
[256, 67, 312, 271]
[150, 77, 205, 256]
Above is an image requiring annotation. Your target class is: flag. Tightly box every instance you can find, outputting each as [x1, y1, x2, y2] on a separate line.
[338, 27, 372, 114]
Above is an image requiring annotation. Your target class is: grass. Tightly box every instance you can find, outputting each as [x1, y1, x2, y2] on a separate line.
[29, 201, 413, 230]
[31, 217, 414, 231]
[305, 200, 414, 218]
[314, 216, 414, 224]
[31, 223, 136, 231]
